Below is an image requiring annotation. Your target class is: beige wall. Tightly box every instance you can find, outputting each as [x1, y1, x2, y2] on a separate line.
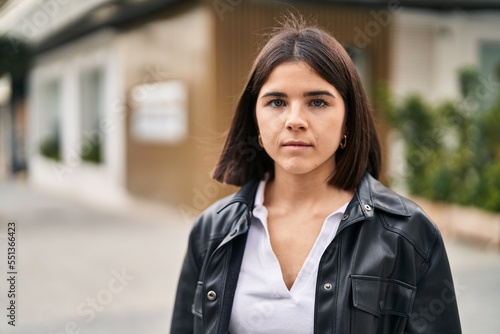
[119, 3, 219, 209]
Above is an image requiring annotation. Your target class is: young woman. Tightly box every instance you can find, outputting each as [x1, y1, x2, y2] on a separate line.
[171, 19, 462, 334]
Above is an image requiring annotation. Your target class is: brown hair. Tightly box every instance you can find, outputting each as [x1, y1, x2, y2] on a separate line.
[212, 19, 381, 190]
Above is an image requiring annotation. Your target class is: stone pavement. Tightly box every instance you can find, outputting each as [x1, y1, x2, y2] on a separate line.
[0, 178, 499, 333]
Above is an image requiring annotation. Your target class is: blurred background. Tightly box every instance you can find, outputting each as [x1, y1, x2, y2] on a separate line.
[0, 0, 499, 333]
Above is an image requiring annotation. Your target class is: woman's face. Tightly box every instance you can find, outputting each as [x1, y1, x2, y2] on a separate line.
[256, 61, 346, 179]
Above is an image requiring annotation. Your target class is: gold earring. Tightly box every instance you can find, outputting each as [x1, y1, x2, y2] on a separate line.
[258, 135, 264, 147]
[339, 134, 347, 149]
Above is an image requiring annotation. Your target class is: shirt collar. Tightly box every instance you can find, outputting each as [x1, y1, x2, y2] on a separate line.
[252, 179, 269, 228]
[254, 179, 267, 209]
[252, 179, 349, 228]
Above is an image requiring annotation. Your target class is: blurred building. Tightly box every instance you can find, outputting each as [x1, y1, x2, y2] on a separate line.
[0, 0, 499, 210]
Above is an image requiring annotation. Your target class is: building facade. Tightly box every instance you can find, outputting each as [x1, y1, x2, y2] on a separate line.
[0, 0, 498, 211]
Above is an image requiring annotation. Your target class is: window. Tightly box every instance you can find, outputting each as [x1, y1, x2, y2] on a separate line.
[39, 80, 61, 161]
[480, 42, 500, 112]
[79, 67, 104, 163]
[346, 46, 371, 97]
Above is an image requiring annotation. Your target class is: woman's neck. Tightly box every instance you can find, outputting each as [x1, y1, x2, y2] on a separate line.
[264, 168, 354, 212]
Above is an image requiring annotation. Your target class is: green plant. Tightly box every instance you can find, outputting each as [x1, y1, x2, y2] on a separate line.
[39, 135, 61, 161]
[81, 140, 101, 163]
[378, 66, 500, 212]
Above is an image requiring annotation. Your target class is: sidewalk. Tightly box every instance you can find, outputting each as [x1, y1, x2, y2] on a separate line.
[0, 178, 192, 334]
[0, 178, 499, 333]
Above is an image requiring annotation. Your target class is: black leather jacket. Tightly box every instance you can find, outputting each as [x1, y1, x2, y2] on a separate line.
[171, 173, 462, 333]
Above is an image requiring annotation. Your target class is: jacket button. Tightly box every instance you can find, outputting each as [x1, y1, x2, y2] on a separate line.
[323, 283, 332, 291]
[364, 204, 372, 211]
[341, 214, 349, 221]
[207, 290, 217, 301]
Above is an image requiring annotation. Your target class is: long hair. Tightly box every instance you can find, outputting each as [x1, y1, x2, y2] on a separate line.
[212, 18, 381, 190]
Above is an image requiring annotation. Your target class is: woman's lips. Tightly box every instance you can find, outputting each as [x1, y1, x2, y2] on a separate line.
[282, 141, 312, 149]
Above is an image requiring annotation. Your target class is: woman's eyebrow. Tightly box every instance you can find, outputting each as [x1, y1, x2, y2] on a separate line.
[304, 90, 336, 98]
[260, 91, 336, 99]
[260, 91, 287, 99]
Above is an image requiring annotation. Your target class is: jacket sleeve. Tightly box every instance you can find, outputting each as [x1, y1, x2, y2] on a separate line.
[405, 230, 462, 333]
[170, 220, 203, 334]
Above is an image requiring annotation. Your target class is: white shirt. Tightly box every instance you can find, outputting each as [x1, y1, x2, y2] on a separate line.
[228, 180, 348, 334]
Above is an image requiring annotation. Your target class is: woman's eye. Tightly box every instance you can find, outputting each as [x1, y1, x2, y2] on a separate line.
[270, 100, 285, 107]
[311, 99, 325, 107]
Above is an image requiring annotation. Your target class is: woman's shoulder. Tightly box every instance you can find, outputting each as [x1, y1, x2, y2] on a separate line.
[382, 195, 440, 259]
[363, 174, 442, 260]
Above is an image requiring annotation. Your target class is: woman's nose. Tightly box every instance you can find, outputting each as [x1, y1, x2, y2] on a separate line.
[285, 105, 308, 130]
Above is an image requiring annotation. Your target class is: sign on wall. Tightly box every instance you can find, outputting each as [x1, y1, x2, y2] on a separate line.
[130, 80, 188, 144]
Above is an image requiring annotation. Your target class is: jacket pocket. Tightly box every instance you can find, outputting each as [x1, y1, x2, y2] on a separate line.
[192, 281, 204, 333]
[192, 281, 203, 318]
[351, 275, 416, 334]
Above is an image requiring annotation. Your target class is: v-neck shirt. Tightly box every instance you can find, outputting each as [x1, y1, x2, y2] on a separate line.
[228, 179, 348, 334]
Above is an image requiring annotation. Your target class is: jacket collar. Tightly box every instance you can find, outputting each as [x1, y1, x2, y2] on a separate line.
[216, 178, 261, 214]
[337, 172, 411, 232]
[215, 179, 261, 248]
[356, 172, 410, 216]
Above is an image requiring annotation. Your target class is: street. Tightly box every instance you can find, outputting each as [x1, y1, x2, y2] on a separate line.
[0, 178, 499, 333]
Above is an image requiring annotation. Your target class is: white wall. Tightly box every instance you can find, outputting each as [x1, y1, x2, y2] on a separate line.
[28, 29, 127, 206]
[391, 10, 500, 102]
